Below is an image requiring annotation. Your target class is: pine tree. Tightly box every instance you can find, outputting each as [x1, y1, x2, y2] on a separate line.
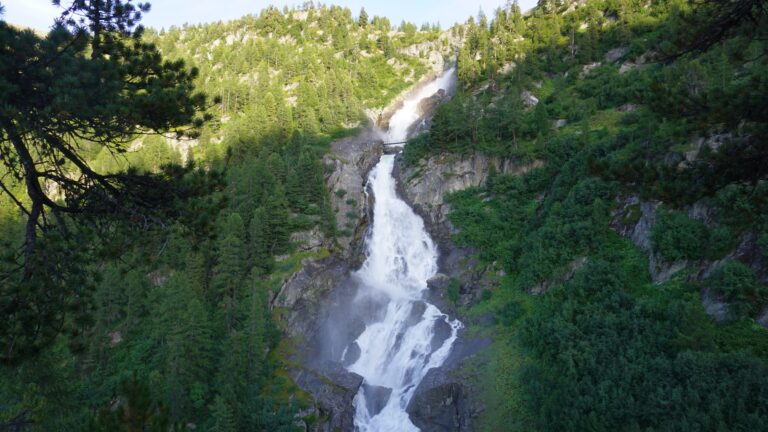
[152, 272, 213, 421]
[249, 209, 275, 276]
[210, 396, 237, 432]
[88, 373, 174, 432]
[264, 186, 291, 256]
[212, 213, 246, 332]
[358, 8, 369, 27]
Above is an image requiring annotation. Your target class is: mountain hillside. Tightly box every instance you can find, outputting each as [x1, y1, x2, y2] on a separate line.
[0, 3, 453, 430]
[399, 0, 768, 430]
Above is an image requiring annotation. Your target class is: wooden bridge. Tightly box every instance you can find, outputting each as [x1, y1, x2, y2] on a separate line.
[381, 141, 408, 154]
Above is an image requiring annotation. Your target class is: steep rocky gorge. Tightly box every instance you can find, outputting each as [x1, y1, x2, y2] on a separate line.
[271, 71, 461, 431]
[268, 60, 549, 430]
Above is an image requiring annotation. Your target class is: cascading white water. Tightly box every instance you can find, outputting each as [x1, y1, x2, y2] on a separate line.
[346, 68, 461, 431]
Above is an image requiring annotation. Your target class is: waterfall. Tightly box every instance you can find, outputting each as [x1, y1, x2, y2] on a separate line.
[346, 68, 461, 431]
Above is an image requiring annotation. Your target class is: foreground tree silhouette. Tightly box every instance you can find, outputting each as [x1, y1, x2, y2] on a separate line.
[0, 1, 211, 362]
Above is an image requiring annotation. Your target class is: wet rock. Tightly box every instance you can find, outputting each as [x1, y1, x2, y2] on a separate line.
[430, 317, 453, 352]
[406, 301, 428, 327]
[418, 89, 447, 117]
[362, 384, 392, 417]
[273, 257, 350, 339]
[407, 89, 451, 137]
[290, 362, 363, 432]
[323, 129, 383, 256]
[424, 274, 457, 314]
[342, 342, 361, 367]
[407, 368, 468, 432]
[427, 273, 451, 291]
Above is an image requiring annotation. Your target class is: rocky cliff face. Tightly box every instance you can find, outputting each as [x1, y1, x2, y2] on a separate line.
[277, 71, 517, 432]
[611, 194, 768, 327]
[390, 153, 541, 431]
[397, 153, 542, 235]
[290, 362, 363, 432]
[396, 152, 542, 247]
[323, 130, 383, 260]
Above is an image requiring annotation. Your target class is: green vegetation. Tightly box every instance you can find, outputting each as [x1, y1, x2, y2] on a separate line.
[412, 0, 768, 430]
[706, 262, 767, 319]
[3, 0, 768, 430]
[651, 210, 722, 262]
[0, 1, 442, 430]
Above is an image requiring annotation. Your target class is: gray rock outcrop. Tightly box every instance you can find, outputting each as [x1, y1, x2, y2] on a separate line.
[361, 384, 393, 418]
[323, 130, 383, 258]
[273, 256, 350, 339]
[611, 194, 768, 328]
[407, 368, 469, 432]
[290, 362, 363, 432]
[397, 152, 543, 240]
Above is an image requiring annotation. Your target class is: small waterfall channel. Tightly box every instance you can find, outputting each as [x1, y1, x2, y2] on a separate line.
[344, 68, 461, 431]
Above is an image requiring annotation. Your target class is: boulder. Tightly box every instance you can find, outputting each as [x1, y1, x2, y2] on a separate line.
[273, 257, 349, 338]
[430, 316, 453, 352]
[362, 384, 393, 417]
[406, 301, 428, 327]
[427, 273, 451, 291]
[342, 342, 361, 367]
[407, 368, 468, 432]
[290, 362, 363, 432]
[701, 289, 731, 323]
[605, 47, 629, 62]
[418, 89, 447, 117]
[520, 90, 539, 107]
[618, 103, 639, 112]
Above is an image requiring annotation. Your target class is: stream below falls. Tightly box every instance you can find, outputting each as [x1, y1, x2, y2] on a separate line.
[343, 68, 462, 431]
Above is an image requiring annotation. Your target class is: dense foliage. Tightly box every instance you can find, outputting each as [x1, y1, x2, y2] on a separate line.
[404, 0, 768, 430]
[0, 2, 442, 430]
[3, 0, 768, 430]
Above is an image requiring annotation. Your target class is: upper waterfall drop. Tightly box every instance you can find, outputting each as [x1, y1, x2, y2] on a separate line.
[346, 67, 461, 432]
[384, 67, 457, 143]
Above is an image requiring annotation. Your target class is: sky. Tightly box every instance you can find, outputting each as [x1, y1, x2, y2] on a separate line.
[2, 0, 537, 32]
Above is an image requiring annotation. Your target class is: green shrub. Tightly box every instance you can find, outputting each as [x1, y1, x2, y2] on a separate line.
[706, 261, 767, 318]
[447, 278, 461, 305]
[651, 210, 710, 261]
[495, 300, 523, 326]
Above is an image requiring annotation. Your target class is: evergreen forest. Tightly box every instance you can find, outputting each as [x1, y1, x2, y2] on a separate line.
[2, 0, 768, 431]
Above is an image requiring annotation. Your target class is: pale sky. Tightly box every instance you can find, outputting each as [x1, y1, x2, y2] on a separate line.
[2, 0, 537, 32]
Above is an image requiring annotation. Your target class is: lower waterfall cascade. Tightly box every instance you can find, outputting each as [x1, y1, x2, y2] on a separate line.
[344, 68, 462, 431]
